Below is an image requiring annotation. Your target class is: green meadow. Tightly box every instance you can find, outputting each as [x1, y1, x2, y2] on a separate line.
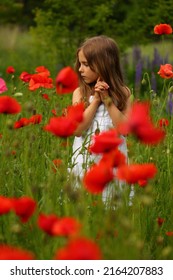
[0, 26, 173, 260]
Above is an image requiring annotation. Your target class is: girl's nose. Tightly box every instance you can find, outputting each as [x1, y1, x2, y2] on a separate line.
[79, 65, 83, 73]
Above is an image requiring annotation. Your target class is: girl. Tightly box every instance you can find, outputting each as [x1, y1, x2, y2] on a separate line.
[71, 35, 132, 203]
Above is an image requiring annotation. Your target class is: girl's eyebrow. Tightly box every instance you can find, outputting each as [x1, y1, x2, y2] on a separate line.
[79, 61, 88, 65]
[79, 59, 88, 63]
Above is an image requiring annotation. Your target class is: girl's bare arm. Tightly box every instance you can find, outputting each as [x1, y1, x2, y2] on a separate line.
[94, 81, 131, 127]
[103, 94, 131, 127]
[72, 88, 101, 137]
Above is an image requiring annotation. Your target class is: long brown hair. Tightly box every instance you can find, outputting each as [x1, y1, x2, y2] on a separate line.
[75, 35, 129, 111]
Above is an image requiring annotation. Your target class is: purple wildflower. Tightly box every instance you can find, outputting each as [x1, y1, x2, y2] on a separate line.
[166, 92, 173, 115]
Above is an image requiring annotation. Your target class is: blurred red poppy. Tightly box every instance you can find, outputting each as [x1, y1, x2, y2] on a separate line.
[154, 23, 172, 35]
[19, 71, 32, 83]
[44, 102, 84, 137]
[51, 109, 57, 116]
[12, 196, 37, 223]
[54, 237, 102, 260]
[6, 66, 15, 74]
[166, 231, 173, 236]
[0, 95, 21, 114]
[158, 64, 173, 79]
[89, 129, 123, 154]
[38, 213, 59, 235]
[0, 244, 35, 260]
[42, 93, 50, 101]
[52, 159, 62, 172]
[66, 102, 84, 123]
[0, 196, 13, 215]
[138, 179, 148, 187]
[35, 66, 50, 76]
[44, 116, 78, 137]
[99, 148, 126, 168]
[136, 122, 165, 145]
[14, 117, 30, 129]
[52, 217, 81, 237]
[157, 217, 165, 227]
[116, 163, 157, 184]
[118, 101, 165, 145]
[29, 114, 42, 124]
[29, 73, 53, 91]
[83, 162, 114, 194]
[158, 118, 169, 127]
[56, 66, 78, 94]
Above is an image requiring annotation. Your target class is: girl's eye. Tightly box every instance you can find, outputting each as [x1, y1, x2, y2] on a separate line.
[79, 62, 88, 67]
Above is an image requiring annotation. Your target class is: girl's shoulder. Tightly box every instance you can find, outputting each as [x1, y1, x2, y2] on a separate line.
[123, 86, 131, 98]
[72, 87, 83, 104]
[73, 87, 82, 99]
[73, 87, 81, 94]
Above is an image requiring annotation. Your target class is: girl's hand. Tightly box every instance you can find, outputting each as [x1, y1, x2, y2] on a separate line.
[94, 77, 111, 105]
[93, 90, 101, 104]
[94, 77, 109, 93]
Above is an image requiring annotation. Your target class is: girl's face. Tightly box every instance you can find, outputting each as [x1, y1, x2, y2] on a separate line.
[78, 50, 99, 84]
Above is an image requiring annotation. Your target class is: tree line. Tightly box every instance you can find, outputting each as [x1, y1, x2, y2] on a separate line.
[1, 0, 173, 66]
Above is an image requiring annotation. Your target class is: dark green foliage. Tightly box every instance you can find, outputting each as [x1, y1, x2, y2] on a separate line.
[0, 0, 45, 27]
[1, 0, 173, 66]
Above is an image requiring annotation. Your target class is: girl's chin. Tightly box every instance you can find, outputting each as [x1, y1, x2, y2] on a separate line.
[83, 79, 96, 86]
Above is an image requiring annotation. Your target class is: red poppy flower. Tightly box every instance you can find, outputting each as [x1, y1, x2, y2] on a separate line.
[118, 101, 165, 145]
[14, 117, 30, 129]
[0, 196, 13, 215]
[44, 116, 78, 137]
[29, 114, 42, 124]
[158, 118, 169, 127]
[118, 101, 150, 135]
[0, 77, 8, 94]
[66, 102, 84, 123]
[83, 162, 114, 194]
[54, 237, 102, 260]
[52, 159, 62, 173]
[52, 217, 81, 237]
[99, 148, 126, 168]
[42, 93, 50, 101]
[6, 66, 15, 74]
[166, 231, 173, 236]
[35, 66, 50, 76]
[154, 23, 172, 35]
[51, 109, 57, 116]
[29, 73, 54, 91]
[0, 95, 21, 114]
[11, 150, 16, 155]
[0, 244, 35, 260]
[157, 217, 165, 227]
[89, 129, 123, 154]
[19, 71, 32, 83]
[116, 163, 157, 184]
[158, 64, 173, 79]
[136, 122, 165, 145]
[56, 66, 78, 94]
[44, 102, 84, 137]
[38, 213, 59, 235]
[138, 179, 148, 187]
[12, 196, 37, 223]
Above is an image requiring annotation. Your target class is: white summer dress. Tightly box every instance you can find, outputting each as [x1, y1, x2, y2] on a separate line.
[71, 95, 133, 203]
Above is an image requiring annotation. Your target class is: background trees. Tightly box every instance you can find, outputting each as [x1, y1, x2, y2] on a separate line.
[0, 0, 173, 70]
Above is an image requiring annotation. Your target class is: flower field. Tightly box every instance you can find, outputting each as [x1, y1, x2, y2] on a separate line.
[0, 24, 173, 260]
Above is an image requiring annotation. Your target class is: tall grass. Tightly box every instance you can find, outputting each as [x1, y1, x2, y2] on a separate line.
[0, 26, 173, 260]
[0, 25, 58, 76]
